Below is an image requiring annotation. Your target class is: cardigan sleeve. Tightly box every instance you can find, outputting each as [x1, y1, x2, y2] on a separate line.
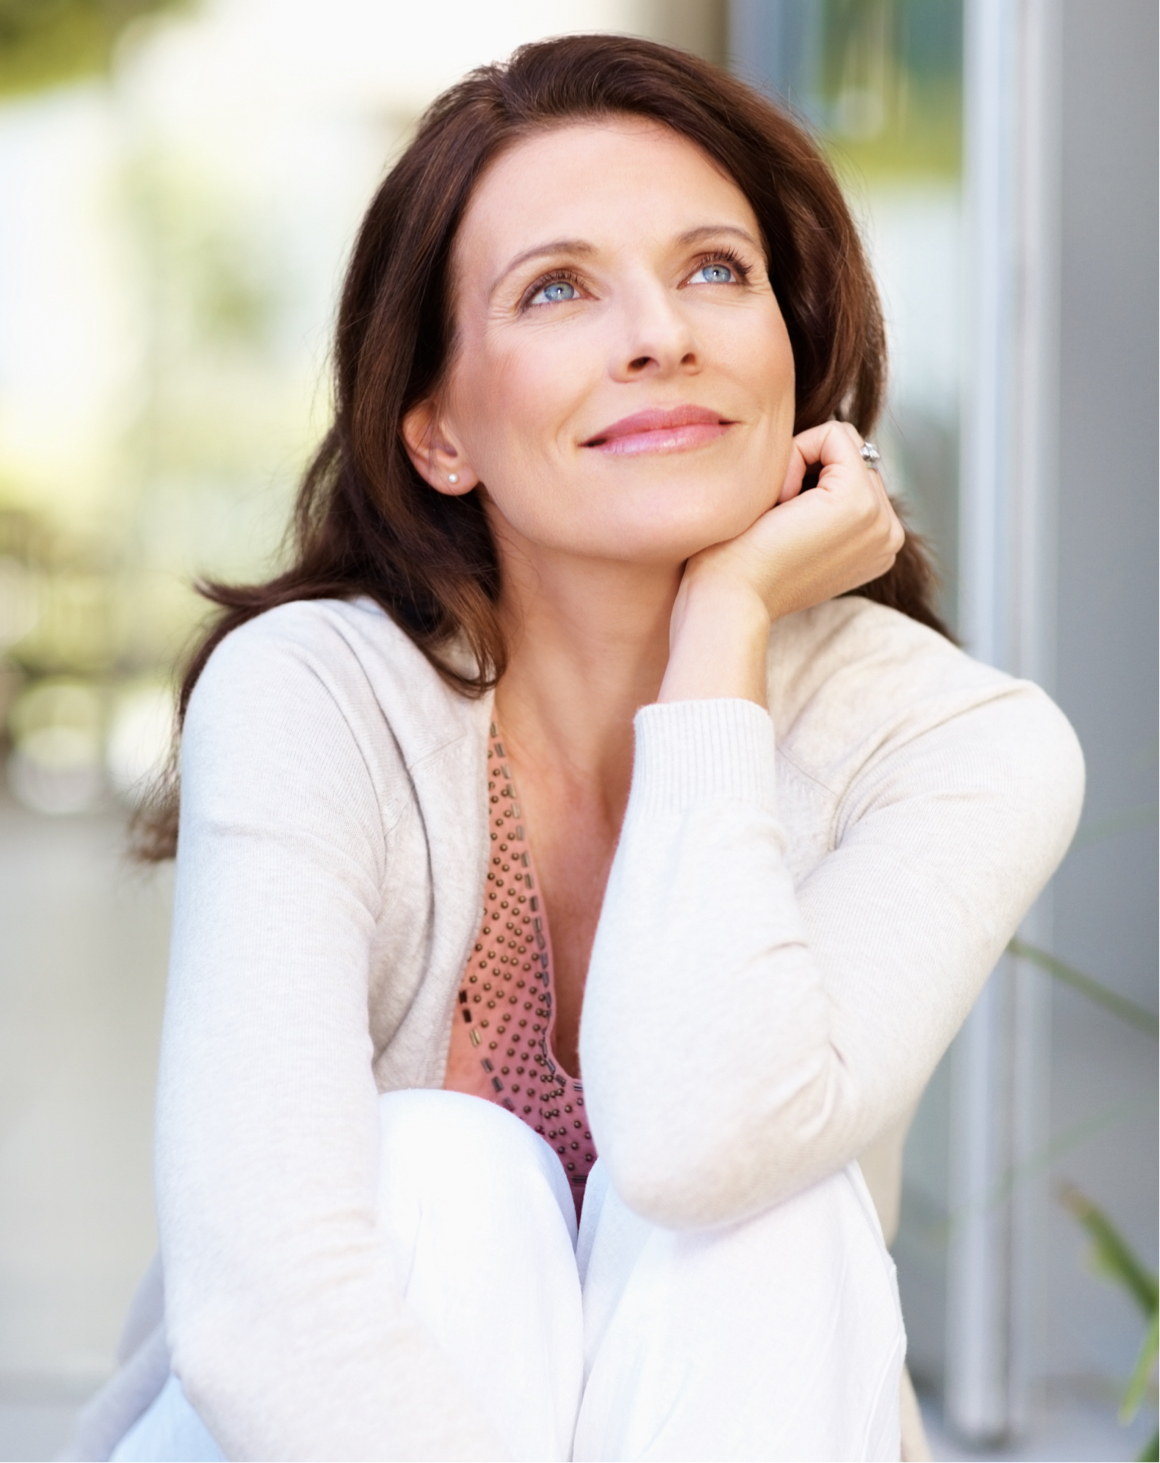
[157, 616, 504, 1461]
[578, 677, 1084, 1231]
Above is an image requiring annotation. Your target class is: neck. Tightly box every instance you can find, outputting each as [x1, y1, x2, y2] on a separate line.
[493, 540, 678, 817]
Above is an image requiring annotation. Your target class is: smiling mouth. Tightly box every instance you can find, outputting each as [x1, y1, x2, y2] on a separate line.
[583, 406, 735, 455]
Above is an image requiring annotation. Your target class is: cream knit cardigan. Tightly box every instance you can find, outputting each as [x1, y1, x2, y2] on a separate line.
[69, 593, 1084, 1461]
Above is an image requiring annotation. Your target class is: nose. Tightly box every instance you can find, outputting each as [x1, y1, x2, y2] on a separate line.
[611, 275, 698, 381]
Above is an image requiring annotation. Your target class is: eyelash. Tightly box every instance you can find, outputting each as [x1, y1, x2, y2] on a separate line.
[520, 268, 584, 310]
[519, 248, 753, 311]
[692, 247, 752, 285]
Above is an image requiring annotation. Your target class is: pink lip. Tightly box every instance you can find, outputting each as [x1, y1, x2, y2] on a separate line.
[583, 405, 733, 455]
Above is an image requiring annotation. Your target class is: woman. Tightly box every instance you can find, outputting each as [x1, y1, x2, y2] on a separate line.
[70, 34, 1083, 1463]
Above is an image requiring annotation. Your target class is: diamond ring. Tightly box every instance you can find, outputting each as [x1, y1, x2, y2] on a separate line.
[859, 441, 882, 471]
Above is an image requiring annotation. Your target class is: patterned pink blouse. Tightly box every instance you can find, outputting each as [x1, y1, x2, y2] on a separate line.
[442, 723, 596, 1215]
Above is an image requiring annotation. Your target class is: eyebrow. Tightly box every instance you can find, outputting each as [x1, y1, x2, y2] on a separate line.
[488, 239, 595, 300]
[676, 224, 762, 251]
[488, 223, 762, 300]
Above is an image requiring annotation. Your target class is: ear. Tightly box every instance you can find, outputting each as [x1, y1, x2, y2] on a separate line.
[400, 397, 478, 496]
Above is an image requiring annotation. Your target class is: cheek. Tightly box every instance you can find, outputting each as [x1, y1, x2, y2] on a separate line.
[745, 307, 796, 414]
[449, 343, 611, 553]
[766, 331, 798, 460]
[451, 331, 580, 478]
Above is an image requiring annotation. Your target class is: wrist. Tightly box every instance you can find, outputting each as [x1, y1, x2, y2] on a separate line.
[658, 575, 771, 706]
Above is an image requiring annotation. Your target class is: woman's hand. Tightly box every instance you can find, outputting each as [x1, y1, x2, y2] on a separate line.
[658, 421, 905, 705]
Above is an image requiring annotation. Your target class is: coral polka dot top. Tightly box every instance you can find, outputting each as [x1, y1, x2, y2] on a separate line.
[442, 722, 596, 1216]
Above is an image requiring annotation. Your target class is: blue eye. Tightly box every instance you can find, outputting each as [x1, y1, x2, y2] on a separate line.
[690, 262, 736, 285]
[531, 279, 579, 305]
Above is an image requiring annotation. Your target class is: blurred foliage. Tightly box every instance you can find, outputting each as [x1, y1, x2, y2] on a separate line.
[0, 0, 191, 97]
[1060, 1184, 1159, 1461]
[1013, 858, 1157, 1459]
[0, 14, 300, 807]
[125, 151, 288, 359]
[0, 504, 130, 680]
[816, 0, 962, 179]
[1011, 938, 1160, 1040]
[1009, 932, 1158, 1458]
[0, 110, 298, 686]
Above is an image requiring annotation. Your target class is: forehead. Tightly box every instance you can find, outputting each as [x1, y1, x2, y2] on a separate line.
[452, 118, 759, 285]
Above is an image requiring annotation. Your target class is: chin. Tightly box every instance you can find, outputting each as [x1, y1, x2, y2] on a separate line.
[489, 469, 767, 565]
[592, 488, 762, 564]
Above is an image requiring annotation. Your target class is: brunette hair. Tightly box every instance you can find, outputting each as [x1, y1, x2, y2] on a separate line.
[134, 32, 949, 860]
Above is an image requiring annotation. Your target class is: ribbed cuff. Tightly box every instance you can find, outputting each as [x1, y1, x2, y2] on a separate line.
[631, 699, 777, 818]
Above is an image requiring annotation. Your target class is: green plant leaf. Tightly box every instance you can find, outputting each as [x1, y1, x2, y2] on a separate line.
[1058, 1184, 1158, 1316]
[1137, 1424, 1158, 1462]
[1010, 939, 1159, 1038]
[1121, 1309, 1159, 1424]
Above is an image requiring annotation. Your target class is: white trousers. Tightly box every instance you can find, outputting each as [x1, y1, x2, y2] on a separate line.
[113, 1090, 904, 1461]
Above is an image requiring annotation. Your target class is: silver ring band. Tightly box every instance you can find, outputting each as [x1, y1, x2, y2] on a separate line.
[859, 441, 882, 470]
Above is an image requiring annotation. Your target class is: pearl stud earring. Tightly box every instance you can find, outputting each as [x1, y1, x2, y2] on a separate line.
[448, 473, 459, 485]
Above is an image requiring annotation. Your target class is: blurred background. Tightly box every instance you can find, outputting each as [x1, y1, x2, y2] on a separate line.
[0, 1, 1154, 1459]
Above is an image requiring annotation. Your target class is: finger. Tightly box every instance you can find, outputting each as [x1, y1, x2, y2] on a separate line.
[869, 476, 906, 556]
[867, 463, 900, 531]
[886, 497, 907, 554]
[777, 440, 810, 503]
[836, 419, 865, 453]
[789, 419, 865, 474]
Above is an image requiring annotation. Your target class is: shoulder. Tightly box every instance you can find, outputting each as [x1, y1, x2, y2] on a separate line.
[195, 596, 441, 714]
[189, 597, 482, 770]
[768, 596, 1001, 739]
[767, 597, 1084, 813]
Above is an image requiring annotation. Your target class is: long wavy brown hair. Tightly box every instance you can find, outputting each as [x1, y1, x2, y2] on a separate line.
[135, 32, 949, 860]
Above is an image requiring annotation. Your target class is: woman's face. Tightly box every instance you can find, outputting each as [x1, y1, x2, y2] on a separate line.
[417, 118, 796, 567]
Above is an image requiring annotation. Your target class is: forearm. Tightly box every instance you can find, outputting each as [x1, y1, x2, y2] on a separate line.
[580, 682, 1084, 1231]
[580, 698, 839, 1228]
[162, 615, 504, 1460]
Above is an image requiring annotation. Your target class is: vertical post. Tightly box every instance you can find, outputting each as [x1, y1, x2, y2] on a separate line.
[1007, 2, 1062, 1434]
[948, 0, 1061, 1443]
